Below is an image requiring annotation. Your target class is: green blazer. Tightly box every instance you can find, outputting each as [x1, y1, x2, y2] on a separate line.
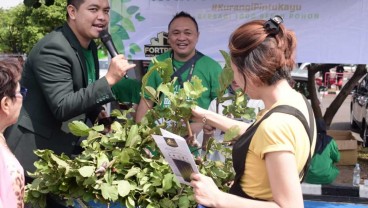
[5, 23, 116, 174]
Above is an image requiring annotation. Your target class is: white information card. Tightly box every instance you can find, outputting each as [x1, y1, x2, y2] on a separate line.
[152, 128, 199, 185]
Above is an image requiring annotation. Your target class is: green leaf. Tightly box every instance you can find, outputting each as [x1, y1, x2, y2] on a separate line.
[148, 57, 173, 84]
[183, 76, 207, 100]
[157, 84, 175, 105]
[139, 176, 149, 185]
[135, 12, 145, 21]
[147, 204, 156, 208]
[224, 126, 241, 142]
[82, 177, 97, 186]
[126, 124, 141, 147]
[101, 183, 118, 201]
[125, 167, 141, 179]
[92, 124, 104, 132]
[68, 121, 90, 137]
[217, 50, 234, 101]
[172, 175, 182, 189]
[96, 153, 109, 168]
[125, 196, 135, 208]
[110, 121, 123, 134]
[143, 183, 152, 193]
[212, 167, 227, 178]
[78, 166, 95, 177]
[50, 154, 70, 173]
[129, 48, 135, 55]
[179, 195, 190, 208]
[159, 198, 175, 208]
[111, 25, 129, 54]
[162, 173, 173, 191]
[117, 149, 131, 164]
[126, 5, 139, 15]
[121, 17, 135, 32]
[129, 43, 141, 53]
[143, 86, 157, 101]
[110, 10, 122, 25]
[117, 180, 130, 197]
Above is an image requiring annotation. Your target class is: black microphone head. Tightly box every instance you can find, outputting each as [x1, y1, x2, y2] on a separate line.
[99, 29, 119, 58]
[99, 30, 111, 43]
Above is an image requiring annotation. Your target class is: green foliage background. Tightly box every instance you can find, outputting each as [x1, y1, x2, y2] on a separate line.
[0, 0, 65, 54]
[0, 0, 144, 59]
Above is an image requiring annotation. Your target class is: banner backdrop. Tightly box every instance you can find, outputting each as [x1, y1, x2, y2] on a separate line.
[109, 0, 368, 64]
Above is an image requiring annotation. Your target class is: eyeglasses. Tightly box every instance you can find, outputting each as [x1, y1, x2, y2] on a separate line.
[15, 86, 28, 98]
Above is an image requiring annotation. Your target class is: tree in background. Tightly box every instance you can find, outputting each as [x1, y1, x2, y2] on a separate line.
[0, 7, 27, 53]
[24, 0, 55, 8]
[0, 0, 65, 54]
[306, 64, 367, 126]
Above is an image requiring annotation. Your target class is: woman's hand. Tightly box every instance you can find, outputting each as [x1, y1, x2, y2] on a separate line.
[190, 173, 223, 207]
[191, 106, 208, 123]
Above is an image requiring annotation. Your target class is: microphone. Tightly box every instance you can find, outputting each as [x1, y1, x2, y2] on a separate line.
[99, 30, 128, 78]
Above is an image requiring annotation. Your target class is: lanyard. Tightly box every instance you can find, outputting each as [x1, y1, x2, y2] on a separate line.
[172, 63, 195, 86]
[170, 51, 203, 87]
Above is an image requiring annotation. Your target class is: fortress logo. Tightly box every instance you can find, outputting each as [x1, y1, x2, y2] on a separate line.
[144, 32, 171, 57]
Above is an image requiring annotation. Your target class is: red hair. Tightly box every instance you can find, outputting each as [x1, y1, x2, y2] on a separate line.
[229, 19, 297, 86]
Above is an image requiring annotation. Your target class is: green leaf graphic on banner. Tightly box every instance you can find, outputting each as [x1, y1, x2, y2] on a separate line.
[122, 18, 135, 32]
[111, 25, 130, 40]
[111, 26, 127, 53]
[109, 0, 146, 58]
[129, 43, 141, 55]
[127, 5, 139, 15]
[135, 13, 145, 21]
[110, 10, 122, 25]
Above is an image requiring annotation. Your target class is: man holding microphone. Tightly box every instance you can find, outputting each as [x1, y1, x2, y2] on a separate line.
[5, 0, 135, 197]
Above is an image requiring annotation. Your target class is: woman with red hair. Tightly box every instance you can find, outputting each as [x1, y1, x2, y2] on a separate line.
[190, 16, 316, 208]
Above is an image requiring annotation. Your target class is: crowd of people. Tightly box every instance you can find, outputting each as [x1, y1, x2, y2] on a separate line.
[1, 0, 342, 207]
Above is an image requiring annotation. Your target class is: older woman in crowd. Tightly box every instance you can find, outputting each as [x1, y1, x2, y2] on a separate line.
[0, 59, 25, 207]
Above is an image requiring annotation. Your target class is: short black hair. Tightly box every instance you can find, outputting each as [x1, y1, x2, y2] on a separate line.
[168, 11, 199, 32]
[66, 0, 85, 19]
[67, 0, 84, 7]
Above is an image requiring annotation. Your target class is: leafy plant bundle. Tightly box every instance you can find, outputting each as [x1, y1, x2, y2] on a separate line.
[25, 51, 254, 208]
[215, 50, 255, 121]
[140, 56, 207, 138]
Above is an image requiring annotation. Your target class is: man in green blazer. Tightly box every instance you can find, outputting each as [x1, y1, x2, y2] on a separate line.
[5, 0, 135, 184]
